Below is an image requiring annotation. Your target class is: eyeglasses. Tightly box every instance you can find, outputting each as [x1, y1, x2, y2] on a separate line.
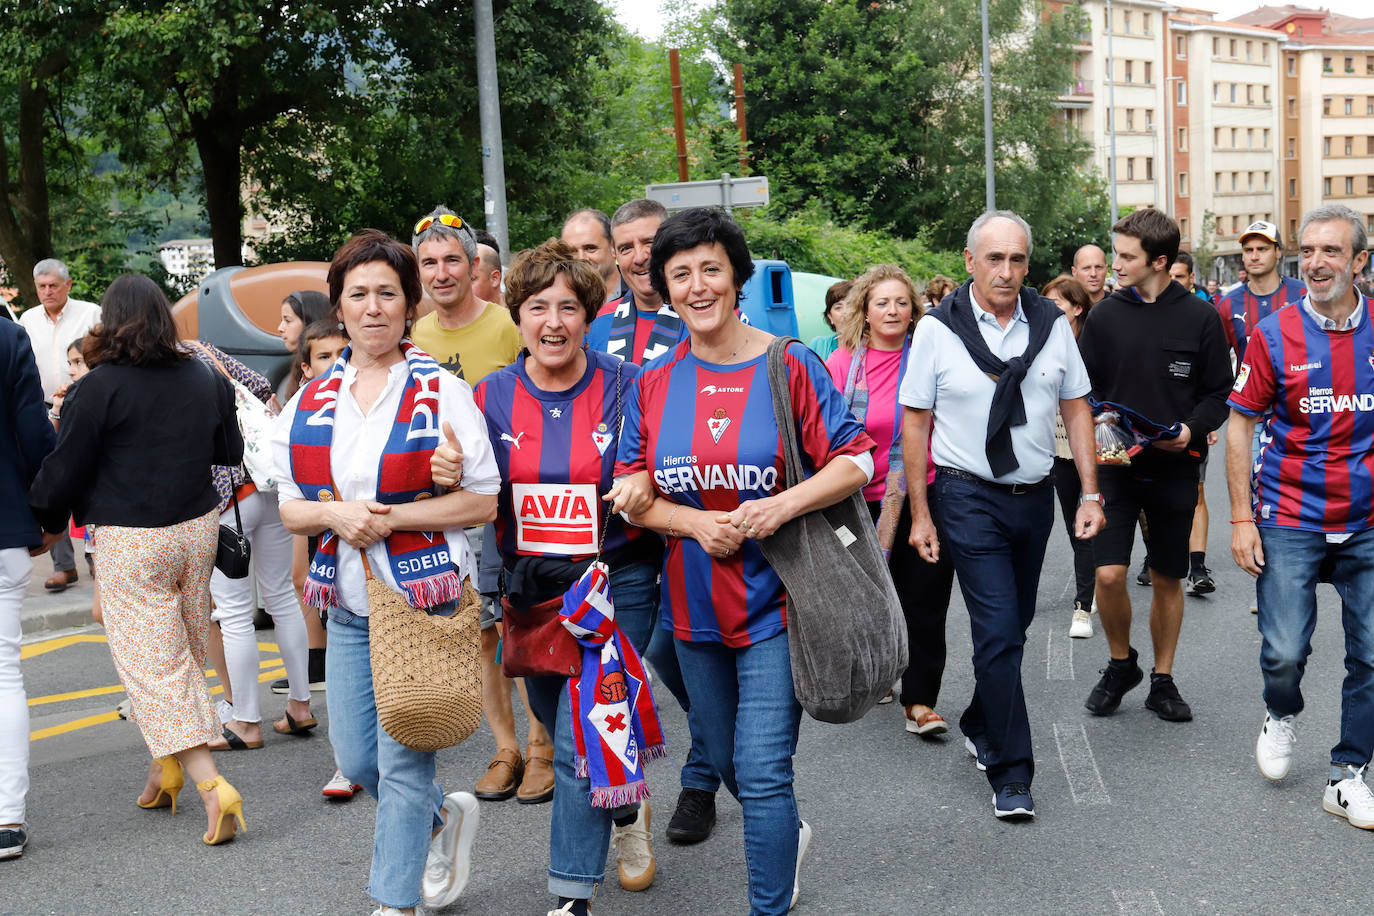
[413, 213, 467, 236]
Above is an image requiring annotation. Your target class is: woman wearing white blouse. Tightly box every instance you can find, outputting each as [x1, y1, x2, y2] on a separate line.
[271, 230, 499, 916]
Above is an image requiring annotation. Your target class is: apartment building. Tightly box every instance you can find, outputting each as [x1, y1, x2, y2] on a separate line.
[1053, 3, 1373, 279]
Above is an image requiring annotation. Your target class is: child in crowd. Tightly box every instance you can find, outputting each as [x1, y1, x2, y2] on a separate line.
[47, 339, 102, 625]
[286, 320, 359, 799]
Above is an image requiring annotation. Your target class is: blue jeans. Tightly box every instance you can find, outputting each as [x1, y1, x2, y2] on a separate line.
[326, 606, 445, 909]
[933, 471, 1054, 791]
[522, 562, 660, 899]
[675, 632, 802, 916]
[1256, 526, 1374, 768]
[645, 620, 722, 793]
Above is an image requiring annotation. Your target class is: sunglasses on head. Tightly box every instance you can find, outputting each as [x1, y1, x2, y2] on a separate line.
[413, 213, 467, 236]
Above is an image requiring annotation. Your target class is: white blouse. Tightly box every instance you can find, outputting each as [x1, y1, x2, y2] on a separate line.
[271, 359, 500, 615]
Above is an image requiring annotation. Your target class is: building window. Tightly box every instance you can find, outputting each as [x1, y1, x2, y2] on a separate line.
[1176, 35, 1186, 58]
[1288, 137, 1296, 158]
[1368, 97, 1373, 115]
[1324, 97, 1332, 115]
[1263, 85, 1271, 104]
[1264, 128, 1271, 148]
[1232, 128, 1239, 147]
[1346, 177, 1354, 195]
[1126, 158, 1135, 181]
[1232, 172, 1239, 192]
[1144, 61, 1153, 85]
[1325, 177, 1333, 195]
[1368, 176, 1374, 194]
[1146, 157, 1154, 181]
[1124, 60, 1133, 84]
[1176, 81, 1187, 105]
[1368, 55, 1374, 75]
[1215, 172, 1222, 192]
[1213, 37, 1220, 56]
[1324, 137, 1332, 156]
[1217, 215, 1225, 235]
[1145, 108, 1154, 129]
[1246, 41, 1253, 61]
[1248, 172, 1255, 192]
[1346, 137, 1354, 156]
[1263, 43, 1270, 63]
[1248, 128, 1255, 148]
[1179, 172, 1188, 196]
[1265, 171, 1272, 190]
[1232, 216, 1240, 234]
[1289, 177, 1297, 198]
[1288, 55, 1297, 76]
[1247, 85, 1255, 105]
[1126, 108, 1135, 131]
[1346, 56, 1355, 74]
[1230, 84, 1238, 103]
[1324, 56, 1334, 73]
[1230, 39, 1237, 58]
[1143, 13, 1151, 35]
[1346, 98, 1354, 115]
[1180, 218, 1189, 240]
[1290, 219, 1298, 240]
[1178, 127, 1187, 150]
[1368, 137, 1374, 155]
[1288, 97, 1296, 117]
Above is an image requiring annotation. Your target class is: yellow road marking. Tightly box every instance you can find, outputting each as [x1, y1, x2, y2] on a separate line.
[31, 711, 121, 741]
[28, 684, 126, 707]
[21, 634, 107, 660]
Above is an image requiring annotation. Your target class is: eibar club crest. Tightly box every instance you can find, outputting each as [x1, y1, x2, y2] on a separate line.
[706, 407, 730, 443]
[591, 422, 613, 455]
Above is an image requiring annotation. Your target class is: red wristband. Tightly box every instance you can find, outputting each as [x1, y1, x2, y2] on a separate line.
[1230, 518, 1255, 525]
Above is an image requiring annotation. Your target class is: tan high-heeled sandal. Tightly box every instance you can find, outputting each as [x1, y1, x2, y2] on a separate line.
[136, 756, 185, 814]
[198, 776, 246, 845]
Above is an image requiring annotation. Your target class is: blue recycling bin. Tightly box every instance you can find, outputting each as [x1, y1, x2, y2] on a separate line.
[739, 260, 799, 338]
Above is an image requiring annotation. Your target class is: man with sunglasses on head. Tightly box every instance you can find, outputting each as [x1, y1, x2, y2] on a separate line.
[410, 206, 521, 385]
[410, 207, 555, 808]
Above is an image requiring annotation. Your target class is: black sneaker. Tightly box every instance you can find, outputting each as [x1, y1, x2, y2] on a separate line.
[1085, 649, 1143, 716]
[0, 824, 27, 860]
[665, 787, 716, 844]
[1135, 563, 1152, 587]
[270, 678, 289, 695]
[1144, 674, 1193, 722]
[1186, 567, 1216, 596]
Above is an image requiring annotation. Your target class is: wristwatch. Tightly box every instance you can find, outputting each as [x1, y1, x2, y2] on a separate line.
[1080, 492, 1105, 508]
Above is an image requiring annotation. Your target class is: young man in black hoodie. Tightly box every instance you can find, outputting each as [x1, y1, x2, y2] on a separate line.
[1077, 208, 1233, 722]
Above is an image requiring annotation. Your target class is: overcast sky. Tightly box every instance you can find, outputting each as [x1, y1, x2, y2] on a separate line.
[611, 1, 1371, 41]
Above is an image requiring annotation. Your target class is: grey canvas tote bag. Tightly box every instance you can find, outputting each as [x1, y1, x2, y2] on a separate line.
[755, 337, 908, 723]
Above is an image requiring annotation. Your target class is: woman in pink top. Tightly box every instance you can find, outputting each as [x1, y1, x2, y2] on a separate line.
[826, 265, 955, 737]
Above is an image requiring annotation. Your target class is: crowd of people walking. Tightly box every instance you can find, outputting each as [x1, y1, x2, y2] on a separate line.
[3, 195, 1373, 916]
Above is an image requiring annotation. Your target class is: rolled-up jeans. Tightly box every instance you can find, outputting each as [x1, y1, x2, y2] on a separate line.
[674, 631, 802, 916]
[522, 561, 659, 899]
[0, 548, 32, 825]
[326, 605, 445, 909]
[1256, 526, 1374, 768]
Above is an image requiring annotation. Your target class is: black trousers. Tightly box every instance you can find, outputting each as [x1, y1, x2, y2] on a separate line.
[1050, 457, 1096, 608]
[869, 497, 956, 709]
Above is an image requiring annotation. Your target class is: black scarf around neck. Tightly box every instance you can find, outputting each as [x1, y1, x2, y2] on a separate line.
[926, 281, 1063, 477]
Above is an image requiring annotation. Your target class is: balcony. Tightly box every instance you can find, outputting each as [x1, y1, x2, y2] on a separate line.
[1062, 79, 1093, 96]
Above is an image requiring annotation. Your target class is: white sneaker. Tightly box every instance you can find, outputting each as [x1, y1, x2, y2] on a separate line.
[1323, 765, 1374, 829]
[421, 791, 479, 908]
[1069, 606, 1093, 639]
[790, 820, 811, 910]
[322, 768, 361, 799]
[216, 699, 234, 725]
[546, 902, 588, 916]
[1256, 713, 1297, 781]
[370, 908, 425, 916]
[611, 801, 655, 891]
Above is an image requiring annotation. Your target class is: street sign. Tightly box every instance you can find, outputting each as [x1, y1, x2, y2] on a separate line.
[645, 173, 769, 214]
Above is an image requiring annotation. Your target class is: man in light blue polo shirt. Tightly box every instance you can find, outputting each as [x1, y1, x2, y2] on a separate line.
[899, 210, 1104, 821]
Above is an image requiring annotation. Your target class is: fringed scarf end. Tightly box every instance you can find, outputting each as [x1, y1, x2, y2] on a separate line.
[588, 780, 650, 809]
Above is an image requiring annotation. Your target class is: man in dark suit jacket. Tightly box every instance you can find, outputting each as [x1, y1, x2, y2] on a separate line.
[0, 318, 59, 860]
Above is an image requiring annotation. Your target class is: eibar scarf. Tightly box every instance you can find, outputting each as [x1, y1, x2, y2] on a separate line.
[289, 341, 462, 611]
[925, 282, 1063, 477]
[561, 560, 666, 808]
[606, 290, 685, 364]
[842, 341, 910, 556]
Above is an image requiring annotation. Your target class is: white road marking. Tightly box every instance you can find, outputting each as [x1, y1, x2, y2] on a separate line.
[1046, 623, 1074, 681]
[1111, 888, 1164, 915]
[1053, 721, 1111, 805]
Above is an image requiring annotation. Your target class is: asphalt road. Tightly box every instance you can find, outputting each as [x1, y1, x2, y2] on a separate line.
[7, 449, 1373, 916]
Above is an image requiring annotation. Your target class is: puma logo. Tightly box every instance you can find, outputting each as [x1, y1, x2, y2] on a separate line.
[500, 432, 526, 450]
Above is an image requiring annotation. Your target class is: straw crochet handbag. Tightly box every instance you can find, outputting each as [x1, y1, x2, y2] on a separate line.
[365, 553, 484, 752]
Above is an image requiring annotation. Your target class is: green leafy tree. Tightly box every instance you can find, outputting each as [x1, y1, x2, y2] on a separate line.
[716, 0, 1110, 280]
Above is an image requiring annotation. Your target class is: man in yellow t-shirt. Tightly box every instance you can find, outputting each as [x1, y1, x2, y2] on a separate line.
[410, 207, 520, 385]
[409, 206, 546, 807]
